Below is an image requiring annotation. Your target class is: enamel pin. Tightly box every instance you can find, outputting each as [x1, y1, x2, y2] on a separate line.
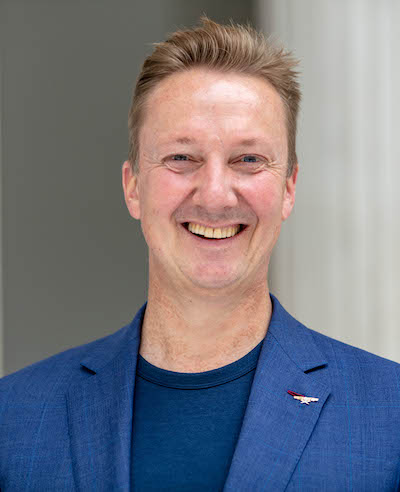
[287, 390, 319, 405]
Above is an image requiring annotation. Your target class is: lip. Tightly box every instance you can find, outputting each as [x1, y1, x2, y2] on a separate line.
[180, 222, 248, 245]
[182, 221, 245, 229]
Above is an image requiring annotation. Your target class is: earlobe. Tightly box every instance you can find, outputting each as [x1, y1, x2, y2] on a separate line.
[122, 161, 141, 220]
[282, 163, 299, 221]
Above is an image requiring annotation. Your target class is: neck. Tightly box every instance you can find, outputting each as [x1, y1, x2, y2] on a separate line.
[139, 278, 272, 373]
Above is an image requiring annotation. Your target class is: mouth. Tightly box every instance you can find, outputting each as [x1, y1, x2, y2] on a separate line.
[182, 222, 248, 240]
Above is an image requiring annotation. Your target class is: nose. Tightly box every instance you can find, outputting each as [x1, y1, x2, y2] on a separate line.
[191, 156, 239, 212]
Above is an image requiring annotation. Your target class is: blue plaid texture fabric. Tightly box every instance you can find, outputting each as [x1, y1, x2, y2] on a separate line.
[1, 294, 400, 491]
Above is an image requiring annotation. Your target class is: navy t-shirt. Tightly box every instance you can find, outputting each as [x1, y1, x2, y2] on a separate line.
[131, 336, 265, 491]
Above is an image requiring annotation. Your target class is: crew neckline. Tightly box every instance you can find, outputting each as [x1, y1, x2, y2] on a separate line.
[136, 337, 265, 389]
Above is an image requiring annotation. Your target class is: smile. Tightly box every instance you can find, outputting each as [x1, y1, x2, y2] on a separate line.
[183, 222, 245, 239]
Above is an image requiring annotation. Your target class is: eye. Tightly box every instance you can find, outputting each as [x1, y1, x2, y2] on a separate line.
[242, 155, 258, 163]
[233, 154, 267, 173]
[164, 154, 198, 173]
[171, 154, 189, 161]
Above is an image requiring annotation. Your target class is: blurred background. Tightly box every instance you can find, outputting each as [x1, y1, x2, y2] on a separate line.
[1, 0, 399, 376]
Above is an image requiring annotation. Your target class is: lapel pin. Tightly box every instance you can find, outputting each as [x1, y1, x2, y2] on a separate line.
[287, 390, 319, 405]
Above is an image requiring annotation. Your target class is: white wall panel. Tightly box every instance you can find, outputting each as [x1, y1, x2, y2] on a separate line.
[257, 0, 400, 362]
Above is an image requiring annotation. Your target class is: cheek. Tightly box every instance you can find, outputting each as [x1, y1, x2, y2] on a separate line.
[246, 181, 284, 220]
[156, 171, 191, 210]
[140, 172, 186, 232]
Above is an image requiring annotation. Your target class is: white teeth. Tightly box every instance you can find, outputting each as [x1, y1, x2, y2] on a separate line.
[187, 223, 241, 239]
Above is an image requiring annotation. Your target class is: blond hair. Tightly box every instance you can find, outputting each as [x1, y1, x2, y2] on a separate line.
[128, 17, 301, 176]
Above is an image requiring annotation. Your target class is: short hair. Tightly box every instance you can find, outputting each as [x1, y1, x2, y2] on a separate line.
[128, 16, 301, 176]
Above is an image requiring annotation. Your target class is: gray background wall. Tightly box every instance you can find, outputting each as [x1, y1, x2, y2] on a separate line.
[1, 0, 254, 375]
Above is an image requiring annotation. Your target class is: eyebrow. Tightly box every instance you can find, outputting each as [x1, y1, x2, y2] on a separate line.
[235, 138, 264, 147]
[165, 136, 268, 147]
[171, 137, 196, 145]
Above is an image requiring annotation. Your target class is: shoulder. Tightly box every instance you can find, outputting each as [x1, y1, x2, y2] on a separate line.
[309, 324, 400, 371]
[0, 322, 133, 403]
[270, 294, 399, 401]
[307, 325, 400, 400]
[271, 293, 400, 376]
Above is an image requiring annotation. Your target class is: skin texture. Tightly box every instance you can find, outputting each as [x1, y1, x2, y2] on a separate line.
[122, 68, 298, 372]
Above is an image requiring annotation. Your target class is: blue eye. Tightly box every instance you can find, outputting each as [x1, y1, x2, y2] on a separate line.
[233, 155, 267, 174]
[242, 155, 258, 162]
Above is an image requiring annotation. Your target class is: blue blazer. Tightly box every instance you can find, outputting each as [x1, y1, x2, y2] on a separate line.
[1, 295, 400, 491]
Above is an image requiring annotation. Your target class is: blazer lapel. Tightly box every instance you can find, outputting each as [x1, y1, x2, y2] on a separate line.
[66, 304, 146, 491]
[65, 296, 330, 491]
[223, 295, 331, 491]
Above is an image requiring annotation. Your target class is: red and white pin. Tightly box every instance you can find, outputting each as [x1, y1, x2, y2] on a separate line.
[287, 390, 319, 405]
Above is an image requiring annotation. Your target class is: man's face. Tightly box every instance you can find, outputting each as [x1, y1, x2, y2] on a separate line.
[122, 68, 298, 293]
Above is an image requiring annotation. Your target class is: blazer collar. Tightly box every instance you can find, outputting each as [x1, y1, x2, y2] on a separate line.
[66, 303, 146, 491]
[267, 294, 327, 373]
[78, 295, 326, 375]
[223, 294, 331, 491]
[79, 302, 147, 374]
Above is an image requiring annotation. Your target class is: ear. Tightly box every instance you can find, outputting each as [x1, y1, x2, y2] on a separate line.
[122, 160, 141, 220]
[281, 163, 298, 221]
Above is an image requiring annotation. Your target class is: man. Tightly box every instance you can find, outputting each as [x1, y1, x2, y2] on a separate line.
[1, 17, 399, 491]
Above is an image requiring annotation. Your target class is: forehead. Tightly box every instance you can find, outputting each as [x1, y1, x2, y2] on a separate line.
[139, 68, 287, 151]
